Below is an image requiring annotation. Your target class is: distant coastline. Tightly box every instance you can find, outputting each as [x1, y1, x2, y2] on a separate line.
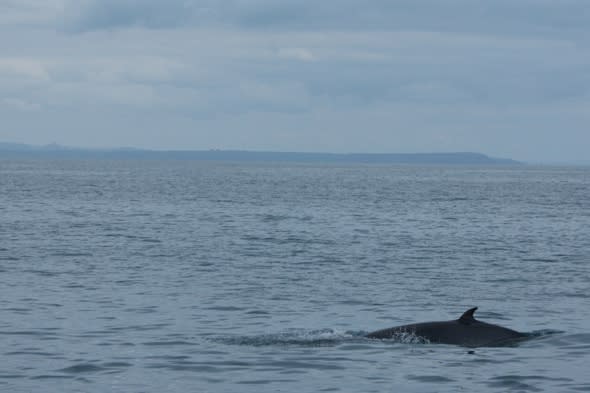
[0, 143, 522, 165]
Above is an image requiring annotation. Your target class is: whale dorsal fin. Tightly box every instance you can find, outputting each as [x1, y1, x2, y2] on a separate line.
[458, 307, 478, 324]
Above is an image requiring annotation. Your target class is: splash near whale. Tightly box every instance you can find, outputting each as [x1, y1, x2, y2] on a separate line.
[366, 307, 526, 347]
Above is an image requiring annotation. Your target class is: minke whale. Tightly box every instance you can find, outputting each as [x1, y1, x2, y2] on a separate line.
[366, 307, 526, 347]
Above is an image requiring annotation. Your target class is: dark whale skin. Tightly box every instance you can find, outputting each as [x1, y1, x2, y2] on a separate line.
[366, 307, 526, 348]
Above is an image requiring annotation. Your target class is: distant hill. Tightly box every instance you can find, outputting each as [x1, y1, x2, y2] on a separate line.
[0, 142, 70, 151]
[0, 143, 522, 165]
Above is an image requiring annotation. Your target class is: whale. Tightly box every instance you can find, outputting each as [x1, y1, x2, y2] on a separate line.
[366, 307, 527, 347]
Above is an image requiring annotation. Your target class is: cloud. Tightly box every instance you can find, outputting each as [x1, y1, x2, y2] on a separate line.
[1, 1, 589, 161]
[1, 97, 41, 111]
[0, 58, 50, 80]
[58, 0, 590, 42]
[277, 48, 315, 62]
[0, 0, 65, 27]
[62, 0, 194, 32]
[2, 27, 587, 114]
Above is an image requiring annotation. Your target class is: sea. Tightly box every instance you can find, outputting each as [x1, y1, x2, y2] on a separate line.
[1, 159, 589, 393]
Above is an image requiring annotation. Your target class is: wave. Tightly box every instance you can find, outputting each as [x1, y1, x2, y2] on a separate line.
[214, 328, 566, 348]
[212, 328, 433, 347]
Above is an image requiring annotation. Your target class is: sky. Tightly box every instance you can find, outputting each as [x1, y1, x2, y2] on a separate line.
[1, 0, 589, 162]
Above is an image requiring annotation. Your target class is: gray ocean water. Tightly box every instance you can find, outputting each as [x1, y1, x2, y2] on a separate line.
[1, 159, 589, 393]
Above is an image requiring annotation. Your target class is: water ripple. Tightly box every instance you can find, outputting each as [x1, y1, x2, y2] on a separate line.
[1, 161, 589, 393]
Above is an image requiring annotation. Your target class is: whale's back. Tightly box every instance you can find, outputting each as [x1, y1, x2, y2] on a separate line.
[366, 308, 526, 347]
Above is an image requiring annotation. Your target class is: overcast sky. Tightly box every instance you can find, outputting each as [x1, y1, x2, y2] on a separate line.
[1, 1, 589, 162]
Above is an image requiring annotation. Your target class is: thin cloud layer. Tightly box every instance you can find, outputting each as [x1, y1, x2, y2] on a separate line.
[1, 1, 589, 162]
[61, 0, 590, 38]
